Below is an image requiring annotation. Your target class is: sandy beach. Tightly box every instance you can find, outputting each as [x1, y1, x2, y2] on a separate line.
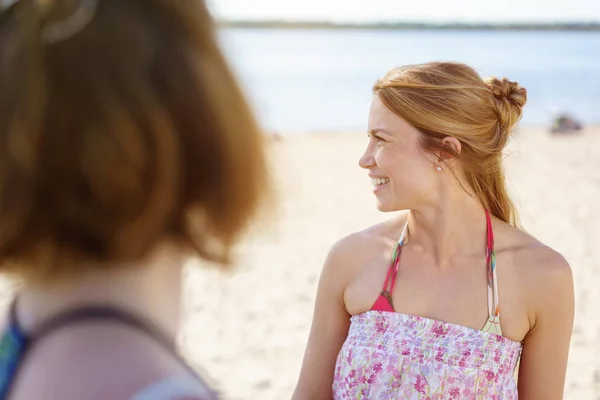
[0, 126, 594, 399]
[180, 126, 600, 400]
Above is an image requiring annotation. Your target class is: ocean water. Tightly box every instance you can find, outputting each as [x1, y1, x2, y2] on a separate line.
[219, 28, 600, 134]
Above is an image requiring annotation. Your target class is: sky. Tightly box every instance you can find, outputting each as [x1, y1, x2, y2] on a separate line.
[208, 0, 600, 23]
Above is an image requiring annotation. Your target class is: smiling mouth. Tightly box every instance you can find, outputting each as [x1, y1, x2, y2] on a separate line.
[371, 177, 390, 187]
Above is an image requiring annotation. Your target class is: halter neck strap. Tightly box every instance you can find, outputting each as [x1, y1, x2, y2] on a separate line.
[485, 209, 500, 317]
[380, 210, 500, 319]
[381, 219, 409, 294]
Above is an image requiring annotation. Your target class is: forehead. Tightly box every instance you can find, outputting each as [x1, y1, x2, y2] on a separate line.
[368, 95, 417, 138]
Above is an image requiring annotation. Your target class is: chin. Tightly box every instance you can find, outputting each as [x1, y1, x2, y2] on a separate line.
[375, 199, 401, 213]
[374, 190, 411, 212]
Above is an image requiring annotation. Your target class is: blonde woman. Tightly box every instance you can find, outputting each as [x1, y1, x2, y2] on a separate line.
[0, 0, 268, 399]
[294, 62, 574, 399]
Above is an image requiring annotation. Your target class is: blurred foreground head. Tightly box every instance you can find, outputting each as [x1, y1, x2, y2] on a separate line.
[0, 0, 270, 283]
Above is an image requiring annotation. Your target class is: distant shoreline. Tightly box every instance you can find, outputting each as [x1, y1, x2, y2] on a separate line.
[218, 20, 600, 32]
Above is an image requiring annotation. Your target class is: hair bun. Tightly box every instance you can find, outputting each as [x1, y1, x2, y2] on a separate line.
[485, 77, 527, 133]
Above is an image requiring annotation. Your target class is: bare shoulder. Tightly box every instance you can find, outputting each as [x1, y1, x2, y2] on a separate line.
[495, 221, 574, 324]
[505, 227, 571, 284]
[494, 219, 571, 276]
[318, 212, 409, 315]
[515, 237, 573, 312]
[336, 211, 409, 251]
[324, 211, 409, 278]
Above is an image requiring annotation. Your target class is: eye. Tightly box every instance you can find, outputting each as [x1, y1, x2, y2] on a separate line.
[367, 132, 387, 144]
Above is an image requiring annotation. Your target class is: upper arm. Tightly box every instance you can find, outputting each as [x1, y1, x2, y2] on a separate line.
[517, 250, 574, 399]
[292, 236, 359, 400]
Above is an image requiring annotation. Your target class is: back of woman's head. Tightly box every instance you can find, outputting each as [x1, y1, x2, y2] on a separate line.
[0, 0, 269, 282]
[373, 61, 527, 225]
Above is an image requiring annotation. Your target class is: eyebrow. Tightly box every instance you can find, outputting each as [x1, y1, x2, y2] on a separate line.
[368, 129, 393, 136]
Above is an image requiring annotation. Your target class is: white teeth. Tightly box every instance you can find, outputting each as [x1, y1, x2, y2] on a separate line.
[371, 178, 390, 187]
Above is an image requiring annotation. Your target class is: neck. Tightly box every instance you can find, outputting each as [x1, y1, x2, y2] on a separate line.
[407, 190, 488, 266]
[16, 251, 184, 341]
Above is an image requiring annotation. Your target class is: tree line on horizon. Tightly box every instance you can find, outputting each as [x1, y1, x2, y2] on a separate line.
[218, 19, 600, 31]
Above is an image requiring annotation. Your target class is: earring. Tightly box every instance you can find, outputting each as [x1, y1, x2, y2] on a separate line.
[436, 166, 442, 172]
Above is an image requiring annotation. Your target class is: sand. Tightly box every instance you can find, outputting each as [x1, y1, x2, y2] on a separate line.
[0, 126, 593, 399]
[181, 126, 600, 400]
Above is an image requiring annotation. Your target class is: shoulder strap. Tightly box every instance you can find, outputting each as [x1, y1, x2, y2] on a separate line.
[4, 299, 207, 398]
[28, 306, 175, 351]
[382, 220, 409, 294]
[485, 209, 500, 318]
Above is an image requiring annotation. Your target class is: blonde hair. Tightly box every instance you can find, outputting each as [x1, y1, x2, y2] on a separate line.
[373, 61, 527, 225]
[0, 0, 270, 283]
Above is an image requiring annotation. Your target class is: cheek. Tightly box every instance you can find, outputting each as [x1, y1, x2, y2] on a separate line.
[376, 146, 413, 177]
[376, 146, 400, 169]
[379, 147, 433, 189]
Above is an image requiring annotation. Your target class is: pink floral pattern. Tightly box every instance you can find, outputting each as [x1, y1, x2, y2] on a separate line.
[333, 311, 522, 399]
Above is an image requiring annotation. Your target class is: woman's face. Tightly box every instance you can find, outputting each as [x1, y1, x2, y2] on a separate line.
[359, 96, 440, 212]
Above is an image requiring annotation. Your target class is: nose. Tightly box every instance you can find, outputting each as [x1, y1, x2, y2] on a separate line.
[359, 141, 375, 170]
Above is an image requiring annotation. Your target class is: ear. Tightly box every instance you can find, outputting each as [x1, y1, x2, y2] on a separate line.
[438, 136, 462, 163]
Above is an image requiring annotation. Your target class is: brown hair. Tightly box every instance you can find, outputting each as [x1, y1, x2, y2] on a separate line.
[373, 61, 527, 225]
[0, 0, 270, 282]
